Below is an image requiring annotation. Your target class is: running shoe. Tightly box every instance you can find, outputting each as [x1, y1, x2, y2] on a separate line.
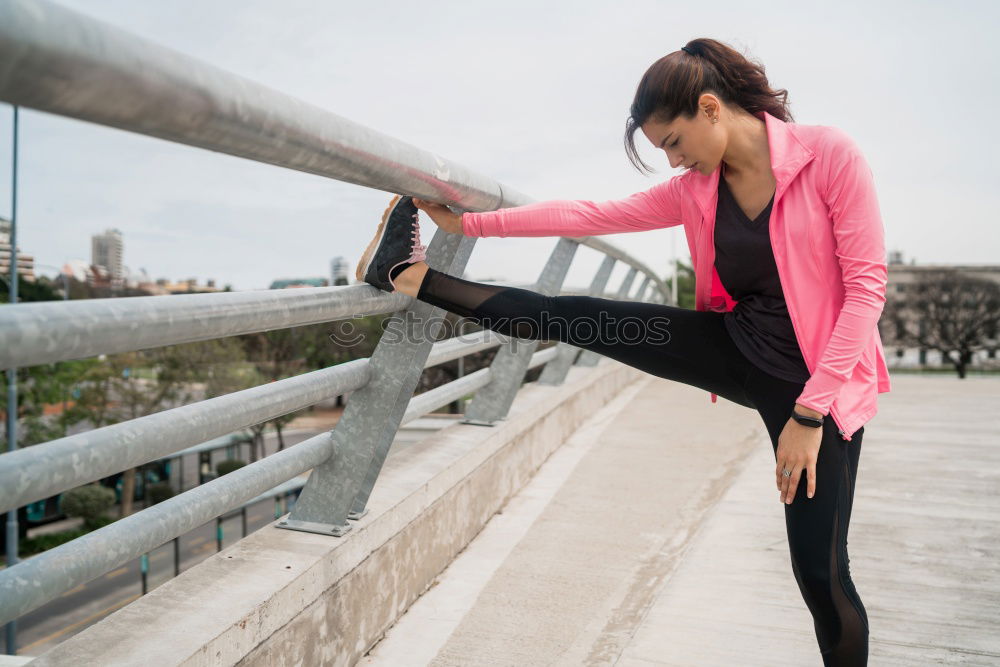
[355, 194, 427, 292]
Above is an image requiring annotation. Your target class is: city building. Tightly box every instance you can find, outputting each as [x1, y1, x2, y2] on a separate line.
[156, 277, 223, 294]
[330, 256, 349, 286]
[0, 216, 37, 282]
[91, 228, 124, 283]
[883, 249, 1000, 368]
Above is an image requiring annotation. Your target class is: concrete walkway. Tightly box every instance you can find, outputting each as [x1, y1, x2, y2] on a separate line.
[360, 370, 1000, 666]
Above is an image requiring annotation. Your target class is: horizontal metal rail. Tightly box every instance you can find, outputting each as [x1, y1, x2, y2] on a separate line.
[0, 431, 334, 626]
[0, 280, 655, 372]
[0, 0, 527, 214]
[0, 346, 556, 625]
[0, 329, 514, 514]
[0, 360, 370, 514]
[0, 0, 670, 634]
[402, 368, 492, 425]
[163, 433, 253, 461]
[526, 346, 560, 370]
[424, 330, 506, 367]
[0, 284, 409, 369]
[242, 476, 307, 509]
[0, 0, 668, 313]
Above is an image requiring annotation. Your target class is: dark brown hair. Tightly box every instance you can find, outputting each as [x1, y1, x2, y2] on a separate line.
[624, 38, 794, 174]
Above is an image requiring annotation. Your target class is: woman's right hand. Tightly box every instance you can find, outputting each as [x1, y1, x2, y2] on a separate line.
[413, 198, 464, 235]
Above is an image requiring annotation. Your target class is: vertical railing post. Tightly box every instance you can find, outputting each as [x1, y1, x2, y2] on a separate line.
[538, 254, 616, 385]
[576, 264, 636, 367]
[277, 227, 477, 535]
[637, 280, 652, 303]
[617, 267, 638, 300]
[632, 275, 650, 302]
[461, 237, 578, 425]
[173, 537, 180, 577]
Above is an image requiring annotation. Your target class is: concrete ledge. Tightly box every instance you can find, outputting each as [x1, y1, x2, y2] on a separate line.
[30, 360, 645, 666]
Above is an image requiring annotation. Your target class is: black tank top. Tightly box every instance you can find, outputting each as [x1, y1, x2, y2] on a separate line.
[713, 172, 811, 384]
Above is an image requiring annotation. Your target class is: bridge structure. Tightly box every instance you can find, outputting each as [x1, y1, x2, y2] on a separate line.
[0, 0, 667, 662]
[3, 2, 999, 666]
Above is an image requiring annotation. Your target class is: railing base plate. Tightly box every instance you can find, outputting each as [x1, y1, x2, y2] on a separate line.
[276, 518, 352, 537]
[347, 508, 369, 521]
[459, 417, 500, 427]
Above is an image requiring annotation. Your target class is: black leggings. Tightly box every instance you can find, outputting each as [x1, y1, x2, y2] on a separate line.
[416, 267, 869, 666]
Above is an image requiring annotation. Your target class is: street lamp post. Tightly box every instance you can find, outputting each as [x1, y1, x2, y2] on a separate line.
[4, 105, 20, 656]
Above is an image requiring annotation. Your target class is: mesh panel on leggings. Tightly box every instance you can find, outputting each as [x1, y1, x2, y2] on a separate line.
[820, 454, 870, 666]
[417, 267, 556, 339]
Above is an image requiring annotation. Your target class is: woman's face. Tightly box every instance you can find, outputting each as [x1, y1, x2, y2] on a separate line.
[640, 95, 726, 176]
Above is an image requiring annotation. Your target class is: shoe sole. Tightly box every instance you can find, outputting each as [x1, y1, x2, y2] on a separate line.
[356, 194, 403, 283]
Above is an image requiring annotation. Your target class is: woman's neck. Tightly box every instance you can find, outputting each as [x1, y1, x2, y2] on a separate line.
[721, 113, 771, 180]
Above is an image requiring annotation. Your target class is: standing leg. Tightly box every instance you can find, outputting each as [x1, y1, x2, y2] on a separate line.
[745, 364, 869, 666]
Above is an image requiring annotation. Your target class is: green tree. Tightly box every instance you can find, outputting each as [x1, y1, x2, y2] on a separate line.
[238, 326, 327, 458]
[155, 336, 256, 403]
[147, 481, 175, 505]
[216, 458, 247, 476]
[673, 259, 696, 310]
[1, 359, 94, 448]
[64, 350, 184, 517]
[1, 276, 98, 447]
[883, 270, 1000, 378]
[61, 483, 116, 529]
[0, 273, 61, 304]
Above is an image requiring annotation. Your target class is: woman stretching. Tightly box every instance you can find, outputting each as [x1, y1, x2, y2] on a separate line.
[355, 38, 890, 666]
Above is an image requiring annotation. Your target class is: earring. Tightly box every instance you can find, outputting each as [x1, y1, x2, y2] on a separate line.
[712, 117, 719, 123]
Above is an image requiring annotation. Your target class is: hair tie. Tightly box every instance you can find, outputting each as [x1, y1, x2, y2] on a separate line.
[681, 45, 696, 56]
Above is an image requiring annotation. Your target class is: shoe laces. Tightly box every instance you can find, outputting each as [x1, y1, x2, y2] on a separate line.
[408, 212, 427, 262]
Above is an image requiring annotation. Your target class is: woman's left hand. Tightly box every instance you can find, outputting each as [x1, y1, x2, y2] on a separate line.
[775, 404, 824, 504]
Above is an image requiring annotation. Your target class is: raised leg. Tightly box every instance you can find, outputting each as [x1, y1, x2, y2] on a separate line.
[410, 265, 758, 409]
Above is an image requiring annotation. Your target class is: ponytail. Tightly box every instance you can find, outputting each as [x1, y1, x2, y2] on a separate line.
[624, 38, 793, 174]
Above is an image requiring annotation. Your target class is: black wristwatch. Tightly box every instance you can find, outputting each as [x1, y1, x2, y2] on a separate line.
[791, 409, 824, 428]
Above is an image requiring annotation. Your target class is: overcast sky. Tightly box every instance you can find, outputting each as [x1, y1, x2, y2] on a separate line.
[1, 0, 997, 292]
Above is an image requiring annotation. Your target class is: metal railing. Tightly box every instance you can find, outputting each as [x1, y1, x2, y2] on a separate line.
[0, 0, 670, 630]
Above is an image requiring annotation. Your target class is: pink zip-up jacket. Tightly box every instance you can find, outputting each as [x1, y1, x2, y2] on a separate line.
[461, 110, 891, 441]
